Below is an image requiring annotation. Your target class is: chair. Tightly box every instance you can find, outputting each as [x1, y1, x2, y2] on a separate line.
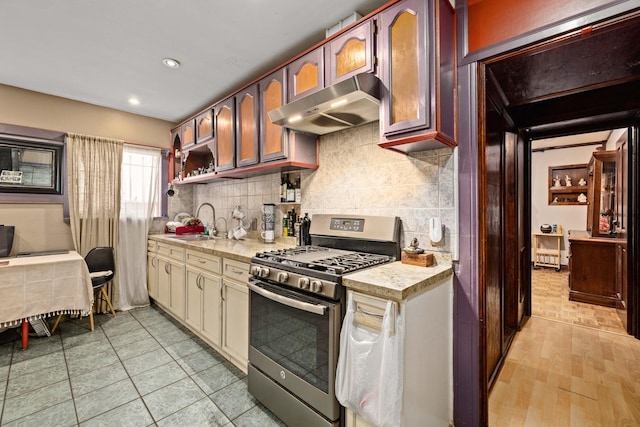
[51, 247, 117, 333]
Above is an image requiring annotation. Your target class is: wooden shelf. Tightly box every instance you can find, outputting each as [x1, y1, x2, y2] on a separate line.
[548, 163, 589, 205]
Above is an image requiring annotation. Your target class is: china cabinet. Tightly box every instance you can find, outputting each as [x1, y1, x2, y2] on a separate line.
[587, 151, 617, 237]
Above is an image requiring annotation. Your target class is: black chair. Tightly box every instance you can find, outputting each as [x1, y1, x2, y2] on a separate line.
[51, 247, 117, 333]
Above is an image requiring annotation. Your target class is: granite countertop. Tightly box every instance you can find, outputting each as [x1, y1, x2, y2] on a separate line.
[343, 254, 453, 301]
[148, 234, 293, 264]
[149, 234, 453, 301]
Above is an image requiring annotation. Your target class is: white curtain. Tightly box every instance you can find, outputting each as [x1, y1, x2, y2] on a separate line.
[67, 133, 123, 312]
[117, 144, 161, 310]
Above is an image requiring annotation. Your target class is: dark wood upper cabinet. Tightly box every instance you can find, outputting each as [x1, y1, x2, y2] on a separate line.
[378, 0, 456, 153]
[325, 18, 376, 86]
[235, 84, 260, 168]
[181, 119, 195, 151]
[195, 110, 213, 144]
[287, 47, 324, 102]
[214, 97, 236, 172]
[260, 69, 289, 162]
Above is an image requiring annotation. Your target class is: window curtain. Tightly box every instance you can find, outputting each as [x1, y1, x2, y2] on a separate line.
[117, 144, 161, 310]
[67, 133, 123, 312]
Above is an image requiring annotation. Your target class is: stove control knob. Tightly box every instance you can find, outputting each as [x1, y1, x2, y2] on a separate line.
[250, 266, 261, 276]
[277, 272, 289, 283]
[258, 267, 270, 278]
[298, 277, 310, 289]
[310, 280, 323, 293]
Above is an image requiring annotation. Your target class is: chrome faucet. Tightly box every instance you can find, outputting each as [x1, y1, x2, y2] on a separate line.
[196, 202, 217, 236]
[215, 217, 228, 237]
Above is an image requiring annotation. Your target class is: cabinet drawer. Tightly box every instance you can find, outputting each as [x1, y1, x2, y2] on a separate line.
[223, 259, 249, 283]
[157, 242, 185, 261]
[186, 249, 222, 275]
[147, 240, 157, 252]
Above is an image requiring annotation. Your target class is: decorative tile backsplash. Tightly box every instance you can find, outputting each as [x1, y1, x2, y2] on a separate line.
[164, 122, 458, 255]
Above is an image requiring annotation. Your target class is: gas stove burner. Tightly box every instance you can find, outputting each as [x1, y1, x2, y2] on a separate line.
[308, 252, 391, 275]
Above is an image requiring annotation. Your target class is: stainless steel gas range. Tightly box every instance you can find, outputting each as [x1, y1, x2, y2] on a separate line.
[247, 214, 401, 427]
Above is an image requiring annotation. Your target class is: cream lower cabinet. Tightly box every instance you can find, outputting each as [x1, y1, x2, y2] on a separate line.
[155, 242, 186, 320]
[221, 258, 250, 368]
[147, 241, 158, 299]
[185, 249, 223, 346]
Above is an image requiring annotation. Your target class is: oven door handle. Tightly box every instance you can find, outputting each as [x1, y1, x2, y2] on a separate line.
[248, 282, 327, 315]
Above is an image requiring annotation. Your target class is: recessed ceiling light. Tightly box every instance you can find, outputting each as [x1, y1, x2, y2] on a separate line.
[162, 58, 181, 69]
[128, 97, 140, 105]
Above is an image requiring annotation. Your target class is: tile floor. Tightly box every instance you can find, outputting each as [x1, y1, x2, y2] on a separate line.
[0, 305, 286, 427]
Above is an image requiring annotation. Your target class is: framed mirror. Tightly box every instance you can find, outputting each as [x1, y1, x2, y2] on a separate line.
[0, 137, 63, 194]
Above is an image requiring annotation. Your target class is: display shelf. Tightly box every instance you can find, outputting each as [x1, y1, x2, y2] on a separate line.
[548, 163, 588, 205]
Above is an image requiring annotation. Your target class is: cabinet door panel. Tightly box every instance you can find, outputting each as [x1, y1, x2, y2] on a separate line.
[287, 48, 324, 102]
[236, 85, 260, 167]
[170, 262, 186, 320]
[223, 279, 248, 365]
[157, 258, 171, 308]
[379, 0, 428, 136]
[214, 98, 236, 172]
[326, 19, 375, 85]
[147, 253, 158, 299]
[202, 273, 222, 346]
[181, 120, 195, 150]
[260, 69, 288, 162]
[196, 110, 213, 144]
[185, 268, 203, 330]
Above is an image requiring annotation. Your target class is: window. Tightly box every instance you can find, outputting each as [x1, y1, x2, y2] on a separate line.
[120, 145, 162, 218]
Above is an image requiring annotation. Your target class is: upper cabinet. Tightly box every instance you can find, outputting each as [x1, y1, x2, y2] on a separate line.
[260, 69, 289, 162]
[287, 47, 324, 102]
[181, 119, 196, 151]
[235, 84, 260, 168]
[325, 19, 376, 85]
[195, 110, 213, 144]
[214, 97, 236, 173]
[378, 0, 456, 153]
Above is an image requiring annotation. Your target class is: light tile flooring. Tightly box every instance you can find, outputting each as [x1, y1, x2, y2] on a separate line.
[0, 305, 286, 427]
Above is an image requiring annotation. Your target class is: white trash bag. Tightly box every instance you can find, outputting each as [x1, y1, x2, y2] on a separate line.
[335, 293, 404, 427]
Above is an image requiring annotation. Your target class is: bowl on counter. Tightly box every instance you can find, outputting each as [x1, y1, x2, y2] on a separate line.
[540, 224, 552, 233]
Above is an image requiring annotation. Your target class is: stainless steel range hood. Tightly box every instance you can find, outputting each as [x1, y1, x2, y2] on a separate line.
[268, 73, 380, 135]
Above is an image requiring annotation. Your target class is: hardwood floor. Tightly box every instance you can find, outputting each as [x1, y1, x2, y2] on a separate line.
[489, 268, 640, 426]
[531, 268, 626, 334]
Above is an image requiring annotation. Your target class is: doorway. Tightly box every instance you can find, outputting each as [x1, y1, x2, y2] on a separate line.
[529, 130, 629, 334]
[478, 11, 640, 426]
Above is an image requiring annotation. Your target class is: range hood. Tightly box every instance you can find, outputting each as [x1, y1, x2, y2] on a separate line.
[268, 73, 380, 135]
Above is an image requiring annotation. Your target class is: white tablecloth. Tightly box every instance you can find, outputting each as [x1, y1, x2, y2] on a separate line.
[0, 251, 94, 328]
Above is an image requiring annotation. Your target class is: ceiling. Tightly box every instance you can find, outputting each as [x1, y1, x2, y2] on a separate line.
[0, 0, 389, 124]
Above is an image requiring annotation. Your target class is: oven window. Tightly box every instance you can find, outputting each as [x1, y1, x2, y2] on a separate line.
[251, 288, 331, 393]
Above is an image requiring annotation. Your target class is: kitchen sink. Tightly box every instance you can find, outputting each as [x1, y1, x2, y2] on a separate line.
[168, 234, 224, 241]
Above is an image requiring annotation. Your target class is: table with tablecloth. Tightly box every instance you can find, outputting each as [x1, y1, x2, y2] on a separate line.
[0, 251, 94, 348]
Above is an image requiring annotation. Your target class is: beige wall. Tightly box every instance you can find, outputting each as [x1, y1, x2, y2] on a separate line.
[0, 84, 175, 147]
[0, 84, 176, 255]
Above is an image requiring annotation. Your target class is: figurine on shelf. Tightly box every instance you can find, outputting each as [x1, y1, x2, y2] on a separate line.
[402, 237, 424, 254]
[564, 175, 572, 186]
[553, 197, 559, 203]
[577, 193, 587, 203]
[553, 176, 562, 188]
[578, 178, 587, 186]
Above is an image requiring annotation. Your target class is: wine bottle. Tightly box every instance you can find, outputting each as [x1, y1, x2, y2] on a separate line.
[282, 212, 289, 236]
[280, 174, 287, 203]
[286, 176, 295, 202]
[301, 213, 311, 245]
[295, 177, 301, 203]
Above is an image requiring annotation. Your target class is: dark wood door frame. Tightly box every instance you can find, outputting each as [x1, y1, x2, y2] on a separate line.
[455, 8, 640, 427]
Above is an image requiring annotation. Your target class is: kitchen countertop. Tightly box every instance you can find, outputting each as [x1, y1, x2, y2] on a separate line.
[148, 234, 453, 301]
